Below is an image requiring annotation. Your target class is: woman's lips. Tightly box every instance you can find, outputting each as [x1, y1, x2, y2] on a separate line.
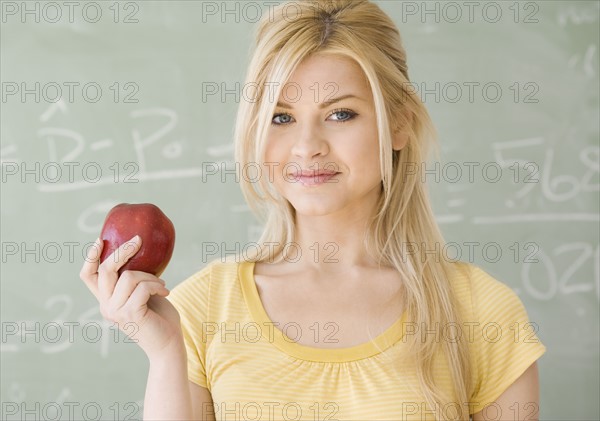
[290, 172, 340, 186]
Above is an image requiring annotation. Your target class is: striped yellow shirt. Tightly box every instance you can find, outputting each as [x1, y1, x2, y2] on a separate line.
[167, 259, 546, 420]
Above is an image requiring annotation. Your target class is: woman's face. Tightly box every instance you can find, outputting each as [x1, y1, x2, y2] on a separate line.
[264, 53, 384, 218]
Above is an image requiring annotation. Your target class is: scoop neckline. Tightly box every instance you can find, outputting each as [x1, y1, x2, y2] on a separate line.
[238, 260, 407, 362]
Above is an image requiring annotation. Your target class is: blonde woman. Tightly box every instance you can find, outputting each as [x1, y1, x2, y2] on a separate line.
[80, 1, 546, 420]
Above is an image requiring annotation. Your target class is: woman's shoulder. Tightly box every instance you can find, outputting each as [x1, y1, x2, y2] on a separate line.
[167, 258, 246, 319]
[169, 257, 253, 299]
[447, 261, 525, 320]
[448, 260, 516, 293]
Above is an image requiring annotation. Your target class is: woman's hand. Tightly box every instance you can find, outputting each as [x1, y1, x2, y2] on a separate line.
[79, 236, 183, 360]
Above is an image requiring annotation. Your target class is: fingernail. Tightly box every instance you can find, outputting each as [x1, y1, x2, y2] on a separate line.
[132, 235, 140, 242]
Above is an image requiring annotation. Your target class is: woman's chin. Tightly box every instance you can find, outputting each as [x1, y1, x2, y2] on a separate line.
[289, 201, 343, 217]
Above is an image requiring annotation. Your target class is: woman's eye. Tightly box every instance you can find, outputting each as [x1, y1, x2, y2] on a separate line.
[329, 109, 356, 122]
[272, 113, 293, 125]
[271, 109, 357, 125]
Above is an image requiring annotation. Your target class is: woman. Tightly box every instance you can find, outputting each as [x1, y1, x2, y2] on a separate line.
[80, 1, 546, 419]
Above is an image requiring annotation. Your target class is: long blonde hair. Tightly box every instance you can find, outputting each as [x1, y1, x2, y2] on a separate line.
[233, 1, 472, 419]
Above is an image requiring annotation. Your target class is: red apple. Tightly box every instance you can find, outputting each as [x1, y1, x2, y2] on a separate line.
[99, 203, 176, 277]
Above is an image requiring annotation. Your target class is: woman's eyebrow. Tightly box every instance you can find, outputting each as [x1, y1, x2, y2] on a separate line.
[276, 94, 364, 109]
[320, 94, 363, 108]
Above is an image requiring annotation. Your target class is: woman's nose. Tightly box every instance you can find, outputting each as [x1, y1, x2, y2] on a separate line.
[290, 121, 329, 159]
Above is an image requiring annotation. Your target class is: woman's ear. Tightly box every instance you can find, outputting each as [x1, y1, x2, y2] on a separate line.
[392, 112, 413, 151]
[392, 128, 409, 151]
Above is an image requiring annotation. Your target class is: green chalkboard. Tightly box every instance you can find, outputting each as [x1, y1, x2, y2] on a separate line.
[1, 1, 598, 420]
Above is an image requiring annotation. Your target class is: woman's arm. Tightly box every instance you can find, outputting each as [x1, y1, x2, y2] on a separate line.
[472, 361, 540, 421]
[143, 340, 193, 421]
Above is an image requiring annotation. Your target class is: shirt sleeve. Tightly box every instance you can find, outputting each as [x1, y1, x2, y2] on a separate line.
[468, 265, 546, 414]
[166, 262, 213, 389]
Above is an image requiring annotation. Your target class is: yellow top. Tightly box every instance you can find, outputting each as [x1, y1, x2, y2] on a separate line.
[167, 259, 546, 420]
